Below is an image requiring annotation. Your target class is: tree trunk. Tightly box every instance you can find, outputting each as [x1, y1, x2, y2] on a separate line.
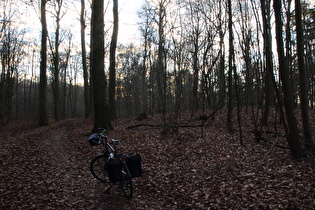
[142, 33, 149, 114]
[156, 1, 166, 122]
[273, 0, 303, 159]
[260, 0, 274, 125]
[38, 0, 48, 126]
[109, 0, 119, 120]
[227, 0, 234, 133]
[192, 42, 199, 112]
[138, 1, 154, 114]
[51, 0, 63, 121]
[81, 0, 90, 119]
[295, 0, 315, 149]
[218, 1, 226, 109]
[61, 37, 71, 117]
[91, 0, 112, 131]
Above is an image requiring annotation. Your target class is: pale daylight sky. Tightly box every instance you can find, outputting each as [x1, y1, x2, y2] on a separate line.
[17, 0, 146, 46]
[116, 0, 145, 44]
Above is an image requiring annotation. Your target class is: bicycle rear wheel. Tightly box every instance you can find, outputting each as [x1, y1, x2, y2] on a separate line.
[120, 163, 133, 199]
[90, 155, 113, 193]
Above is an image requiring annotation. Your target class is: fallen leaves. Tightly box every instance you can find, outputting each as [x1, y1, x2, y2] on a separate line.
[0, 112, 314, 209]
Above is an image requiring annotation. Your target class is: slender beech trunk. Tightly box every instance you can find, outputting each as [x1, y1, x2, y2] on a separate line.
[38, 0, 48, 126]
[109, 0, 119, 120]
[81, 0, 90, 119]
[227, 0, 234, 133]
[52, 0, 63, 121]
[273, 0, 303, 159]
[157, 1, 166, 122]
[295, 0, 315, 149]
[260, 0, 274, 125]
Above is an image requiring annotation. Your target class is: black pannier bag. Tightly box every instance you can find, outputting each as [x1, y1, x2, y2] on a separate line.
[106, 158, 122, 183]
[127, 154, 142, 178]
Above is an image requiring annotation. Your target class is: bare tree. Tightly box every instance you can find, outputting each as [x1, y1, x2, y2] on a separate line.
[80, 0, 90, 119]
[108, 0, 119, 120]
[260, 0, 274, 125]
[236, 0, 254, 110]
[273, 0, 303, 158]
[167, 3, 187, 122]
[0, 1, 27, 124]
[90, 0, 112, 131]
[138, 0, 155, 114]
[47, 0, 66, 121]
[295, 0, 315, 150]
[304, 4, 315, 109]
[38, 0, 49, 126]
[156, 0, 168, 119]
[187, 0, 203, 113]
[60, 31, 72, 117]
[227, 0, 234, 134]
[215, 0, 227, 111]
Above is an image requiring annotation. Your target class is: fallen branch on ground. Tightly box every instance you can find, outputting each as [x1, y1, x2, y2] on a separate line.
[127, 123, 211, 129]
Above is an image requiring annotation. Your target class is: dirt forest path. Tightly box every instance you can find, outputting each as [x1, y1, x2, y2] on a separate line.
[0, 119, 136, 209]
[0, 116, 314, 209]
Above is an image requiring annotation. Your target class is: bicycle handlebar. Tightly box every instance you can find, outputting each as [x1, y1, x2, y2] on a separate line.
[97, 128, 122, 145]
[112, 139, 121, 146]
[98, 128, 106, 133]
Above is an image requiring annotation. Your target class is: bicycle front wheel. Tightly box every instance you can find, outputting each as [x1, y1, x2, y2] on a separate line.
[120, 163, 133, 199]
[90, 155, 113, 192]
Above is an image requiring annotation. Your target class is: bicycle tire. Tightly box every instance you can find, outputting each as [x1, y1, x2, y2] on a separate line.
[90, 155, 113, 192]
[120, 163, 133, 199]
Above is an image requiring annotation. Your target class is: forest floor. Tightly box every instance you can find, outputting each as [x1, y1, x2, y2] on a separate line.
[0, 110, 314, 209]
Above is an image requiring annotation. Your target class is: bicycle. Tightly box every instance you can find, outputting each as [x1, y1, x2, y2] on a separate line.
[89, 128, 133, 199]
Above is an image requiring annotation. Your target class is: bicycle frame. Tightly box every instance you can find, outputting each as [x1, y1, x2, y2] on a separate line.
[98, 131, 119, 158]
[90, 128, 133, 199]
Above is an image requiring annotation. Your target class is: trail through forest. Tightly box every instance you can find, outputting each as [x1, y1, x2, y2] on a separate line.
[0, 112, 314, 209]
